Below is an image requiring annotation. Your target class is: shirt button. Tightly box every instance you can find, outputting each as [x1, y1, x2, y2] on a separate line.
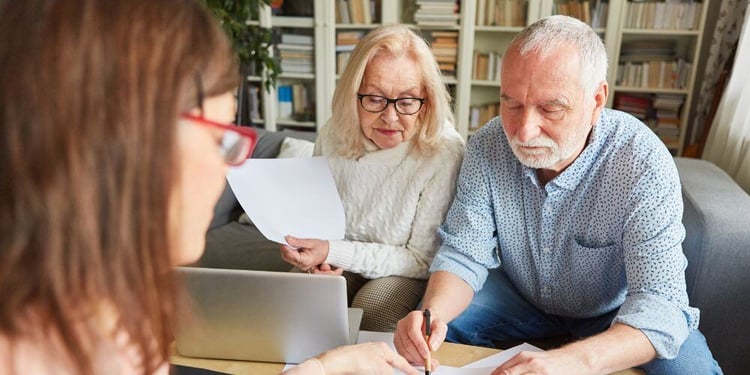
[543, 247, 551, 254]
[542, 286, 550, 294]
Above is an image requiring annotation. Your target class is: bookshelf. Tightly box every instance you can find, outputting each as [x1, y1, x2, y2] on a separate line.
[609, 0, 710, 155]
[246, 0, 710, 155]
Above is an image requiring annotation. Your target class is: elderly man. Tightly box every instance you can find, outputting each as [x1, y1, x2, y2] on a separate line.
[394, 15, 722, 375]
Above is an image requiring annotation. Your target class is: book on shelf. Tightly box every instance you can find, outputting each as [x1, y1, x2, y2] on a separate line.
[472, 51, 502, 81]
[425, 30, 459, 77]
[415, 0, 460, 27]
[341, 0, 374, 24]
[624, 0, 702, 30]
[477, 0, 526, 27]
[246, 84, 262, 121]
[469, 102, 501, 130]
[276, 31, 315, 75]
[278, 85, 294, 119]
[336, 31, 366, 74]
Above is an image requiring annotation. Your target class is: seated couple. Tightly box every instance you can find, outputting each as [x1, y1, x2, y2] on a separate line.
[284, 17, 724, 375]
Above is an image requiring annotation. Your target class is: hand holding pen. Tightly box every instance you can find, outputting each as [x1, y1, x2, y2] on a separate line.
[423, 309, 432, 375]
[393, 309, 446, 369]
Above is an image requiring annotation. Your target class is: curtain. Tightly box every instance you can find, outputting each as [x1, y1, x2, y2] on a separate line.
[690, 0, 748, 146]
[703, 7, 750, 192]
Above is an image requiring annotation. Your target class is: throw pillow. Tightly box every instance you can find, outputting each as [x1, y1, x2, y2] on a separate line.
[277, 137, 315, 158]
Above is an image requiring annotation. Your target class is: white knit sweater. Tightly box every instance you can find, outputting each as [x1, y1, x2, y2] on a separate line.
[315, 123, 465, 279]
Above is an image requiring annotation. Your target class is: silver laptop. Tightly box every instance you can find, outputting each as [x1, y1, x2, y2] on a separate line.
[174, 267, 362, 364]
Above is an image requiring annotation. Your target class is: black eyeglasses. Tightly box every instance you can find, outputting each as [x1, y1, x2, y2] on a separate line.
[357, 94, 427, 115]
[180, 75, 257, 166]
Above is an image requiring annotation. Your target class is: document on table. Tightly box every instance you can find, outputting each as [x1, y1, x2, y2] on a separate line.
[226, 157, 345, 245]
[282, 331, 543, 374]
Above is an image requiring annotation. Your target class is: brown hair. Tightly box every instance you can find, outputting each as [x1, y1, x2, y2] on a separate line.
[0, 0, 238, 374]
[326, 24, 455, 159]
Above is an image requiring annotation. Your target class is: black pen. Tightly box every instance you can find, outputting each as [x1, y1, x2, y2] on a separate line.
[424, 309, 432, 375]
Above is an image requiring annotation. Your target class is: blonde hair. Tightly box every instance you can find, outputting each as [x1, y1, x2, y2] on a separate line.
[326, 24, 454, 159]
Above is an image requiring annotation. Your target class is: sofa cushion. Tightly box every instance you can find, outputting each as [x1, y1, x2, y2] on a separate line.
[277, 137, 315, 158]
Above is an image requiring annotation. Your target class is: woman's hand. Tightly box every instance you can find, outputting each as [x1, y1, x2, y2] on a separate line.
[280, 235, 330, 272]
[283, 342, 420, 375]
[311, 263, 344, 275]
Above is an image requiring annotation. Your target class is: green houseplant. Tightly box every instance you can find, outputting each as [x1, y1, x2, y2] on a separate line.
[203, 0, 281, 126]
[204, 0, 280, 91]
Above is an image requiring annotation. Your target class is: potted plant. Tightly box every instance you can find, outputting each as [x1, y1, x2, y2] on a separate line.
[203, 0, 281, 125]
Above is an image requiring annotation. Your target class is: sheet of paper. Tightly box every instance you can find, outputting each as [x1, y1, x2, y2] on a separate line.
[226, 157, 345, 245]
[462, 342, 543, 368]
[283, 332, 543, 374]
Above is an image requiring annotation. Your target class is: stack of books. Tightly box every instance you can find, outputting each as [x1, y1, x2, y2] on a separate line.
[652, 94, 684, 147]
[472, 51, 502, 81]
[277, 32, 314, 75]
[476, 0, 527, 27]
[613, 93, 653, 123]
[426, 30, 459, 78]
[336, 31, 365, 75]
[414, 0, 460, 27]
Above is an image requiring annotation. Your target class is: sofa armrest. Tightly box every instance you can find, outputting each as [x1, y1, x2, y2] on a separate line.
[675, 157, 750, 374]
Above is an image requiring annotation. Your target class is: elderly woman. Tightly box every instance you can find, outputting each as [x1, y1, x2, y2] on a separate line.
[281, 24, 465, 331]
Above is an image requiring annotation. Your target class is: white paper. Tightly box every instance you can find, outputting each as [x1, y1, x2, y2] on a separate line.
[283, 332, 543, 374]
[226, 157, 345, 244]
[461, 342, 543, 368]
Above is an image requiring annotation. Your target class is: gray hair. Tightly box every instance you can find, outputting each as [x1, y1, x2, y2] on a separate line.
[508, 15, 608, 96]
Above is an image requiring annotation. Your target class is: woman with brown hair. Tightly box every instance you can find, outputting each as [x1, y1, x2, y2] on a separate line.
[0, 1, 417, 374]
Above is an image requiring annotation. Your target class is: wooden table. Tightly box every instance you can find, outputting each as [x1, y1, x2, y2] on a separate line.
[171, 341, 643, 374]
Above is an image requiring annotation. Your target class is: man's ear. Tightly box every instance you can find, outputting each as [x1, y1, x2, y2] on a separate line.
[590, 80, 608, 125]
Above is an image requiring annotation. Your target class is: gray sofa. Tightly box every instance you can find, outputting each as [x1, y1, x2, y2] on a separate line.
[675, 157, 750, 375]
[196, 129, 750, 374]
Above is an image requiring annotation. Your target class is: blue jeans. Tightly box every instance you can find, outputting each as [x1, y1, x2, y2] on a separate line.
[446, 269, 723, 374]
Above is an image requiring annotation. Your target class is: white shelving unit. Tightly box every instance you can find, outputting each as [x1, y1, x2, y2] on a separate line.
[247, 0, 710, 155]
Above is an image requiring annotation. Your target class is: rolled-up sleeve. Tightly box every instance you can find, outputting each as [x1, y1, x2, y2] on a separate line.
[615, 156, 699, 359]
[430, 131, 501, 292]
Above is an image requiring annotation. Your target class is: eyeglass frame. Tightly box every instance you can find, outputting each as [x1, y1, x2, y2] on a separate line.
[356, 93, 427, 115]
[180, 74, 258, 166]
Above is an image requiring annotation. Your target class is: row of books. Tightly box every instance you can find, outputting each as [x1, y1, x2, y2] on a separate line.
[476, 0, 527, 27]
[623, 0, 702, 30]
[472, 51, 502, 81]
[414, 0, 460, 27]
[277, 83, 315, 121]
[554, 0, 609, 29]
[469, 102, 501, 131]
[276, 32, 314, 75]
[336, 0, 378, 24]
[616, 58, 692, 89]
[426, 30, 459, 77]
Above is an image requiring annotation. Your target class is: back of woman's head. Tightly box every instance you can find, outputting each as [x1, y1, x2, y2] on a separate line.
[0, 0, 238, 373]
[328, 24, 454, 158]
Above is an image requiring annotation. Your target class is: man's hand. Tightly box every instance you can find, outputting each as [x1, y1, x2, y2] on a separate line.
[280, 235, 329, 271]
[491, 348, 592, 375]
[394, 310, 446, 366]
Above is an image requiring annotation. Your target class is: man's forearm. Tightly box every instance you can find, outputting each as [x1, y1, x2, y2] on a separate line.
[421, 271, 474, 323]
[561, 322, 657, 374]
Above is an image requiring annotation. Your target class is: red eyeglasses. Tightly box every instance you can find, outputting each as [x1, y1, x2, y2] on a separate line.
[180, 112, 258, 166]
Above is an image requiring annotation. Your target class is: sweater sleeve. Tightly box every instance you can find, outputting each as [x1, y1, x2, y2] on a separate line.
[325, 133, 465, 279]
